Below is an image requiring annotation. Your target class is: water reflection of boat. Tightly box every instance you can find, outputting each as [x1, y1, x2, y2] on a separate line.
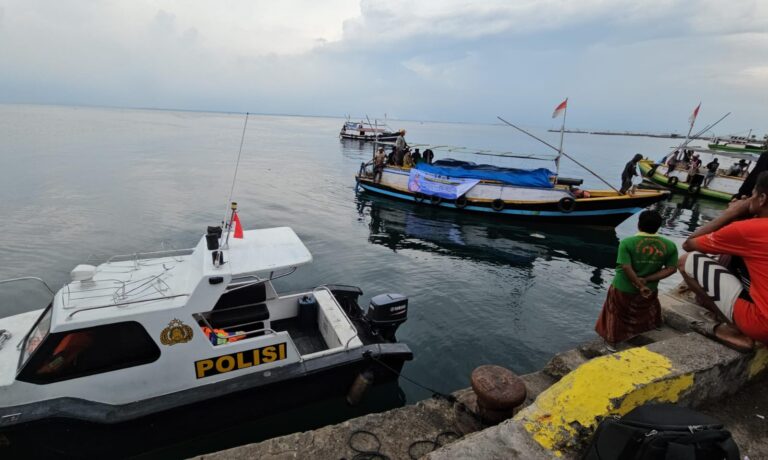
[358, 195, 619, 273]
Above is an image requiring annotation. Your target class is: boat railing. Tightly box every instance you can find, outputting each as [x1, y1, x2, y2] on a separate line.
[313, 286, 360, 350]
[0, 277, 55, 295]
[224, 267, 297, 295]
[67, 294, 190, 319]
[107, 248, 194, 264]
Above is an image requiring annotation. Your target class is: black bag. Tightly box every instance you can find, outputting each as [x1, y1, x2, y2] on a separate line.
[584, 403, 740, 460]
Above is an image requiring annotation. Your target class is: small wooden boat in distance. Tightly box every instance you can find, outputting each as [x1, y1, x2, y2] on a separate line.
[340, 120, 399, 142]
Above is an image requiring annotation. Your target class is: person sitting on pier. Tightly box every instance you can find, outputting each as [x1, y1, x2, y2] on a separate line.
[620, 154, 643, 194]
[704, 158, 720, 187]
[595, 210, 678, 351]
[678, 171, 768, 351]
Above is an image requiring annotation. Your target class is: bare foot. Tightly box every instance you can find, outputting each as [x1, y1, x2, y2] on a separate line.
[714, 324, 754, 352]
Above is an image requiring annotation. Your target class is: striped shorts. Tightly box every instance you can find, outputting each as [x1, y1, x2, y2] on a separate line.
[683, 251, 747, 321]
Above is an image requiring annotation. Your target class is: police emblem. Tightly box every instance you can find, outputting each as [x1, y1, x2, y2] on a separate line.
[160, 319, 194, 346]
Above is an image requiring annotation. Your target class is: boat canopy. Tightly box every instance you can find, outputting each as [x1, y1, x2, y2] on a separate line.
[416, 160, 555, 188]
[227, 227, 313, 277]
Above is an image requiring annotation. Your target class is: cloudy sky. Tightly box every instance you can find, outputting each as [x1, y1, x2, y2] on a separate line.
[1, 0, 766, 132]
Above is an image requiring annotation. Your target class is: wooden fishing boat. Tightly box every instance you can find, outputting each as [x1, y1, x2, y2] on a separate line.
[639, 148, 758, 202]
[356, 160, 668, 227]
[340, 121, 399, 142]
[0, 218, 412, 455]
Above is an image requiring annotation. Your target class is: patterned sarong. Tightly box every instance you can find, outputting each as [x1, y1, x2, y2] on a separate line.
[595, 285, 661, 344]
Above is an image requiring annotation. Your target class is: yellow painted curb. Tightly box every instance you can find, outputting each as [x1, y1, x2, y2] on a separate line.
[514, 347, 694, 453]
[748, 346, 768, 379]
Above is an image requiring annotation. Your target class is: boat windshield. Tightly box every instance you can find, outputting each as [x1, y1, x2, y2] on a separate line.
[19, 306, 53, 367]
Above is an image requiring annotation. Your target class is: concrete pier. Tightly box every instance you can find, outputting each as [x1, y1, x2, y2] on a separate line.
[194, 289, 768, 459]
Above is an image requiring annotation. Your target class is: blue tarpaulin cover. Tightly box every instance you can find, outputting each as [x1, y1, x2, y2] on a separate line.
[415, 159, 555, 188]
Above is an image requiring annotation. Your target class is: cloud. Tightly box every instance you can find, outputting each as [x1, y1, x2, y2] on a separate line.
[0, 0, 766, 131]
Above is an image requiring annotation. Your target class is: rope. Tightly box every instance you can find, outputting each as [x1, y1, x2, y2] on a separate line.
[363, 352, 484, 423]
[407, 431, 461, 460]
[339, 353, 487, 459]
[345, 428, 461, 460]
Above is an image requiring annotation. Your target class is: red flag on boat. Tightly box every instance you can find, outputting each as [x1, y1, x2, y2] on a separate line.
[689, 102, 701, 127]
[232, 211, 243, 239]
[552, 98, 568, 119]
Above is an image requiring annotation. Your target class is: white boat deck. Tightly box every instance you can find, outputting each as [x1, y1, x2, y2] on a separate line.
[53, 227, 312, 327]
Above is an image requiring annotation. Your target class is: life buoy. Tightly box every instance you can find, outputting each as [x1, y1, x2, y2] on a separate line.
[491, 199, 505, 212]
[668, 176, 679, 186]
[646, 165, 658, 177]
[558, 197, 576, 213]
[430, 195, 442, 206]
[455, 196, 468, 209]
[414, 192, 426, 203]
[688, 184, 701, 195]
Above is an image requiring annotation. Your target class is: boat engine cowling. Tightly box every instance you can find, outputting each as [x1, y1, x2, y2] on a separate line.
[366, 293, 408, 342]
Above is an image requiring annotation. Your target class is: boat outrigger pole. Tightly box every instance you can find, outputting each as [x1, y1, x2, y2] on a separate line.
[662, 112, 731, 162]
[497, 116, 622, 194]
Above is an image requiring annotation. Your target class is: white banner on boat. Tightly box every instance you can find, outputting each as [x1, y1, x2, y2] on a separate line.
[407, 169, 480, 199]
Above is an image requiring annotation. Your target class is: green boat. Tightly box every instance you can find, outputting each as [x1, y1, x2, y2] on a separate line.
[708, 137, 767, 154]
[638, 159, 738, 202]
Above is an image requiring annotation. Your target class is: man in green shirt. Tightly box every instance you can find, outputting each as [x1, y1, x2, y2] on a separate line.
[595, 210, 679, 349]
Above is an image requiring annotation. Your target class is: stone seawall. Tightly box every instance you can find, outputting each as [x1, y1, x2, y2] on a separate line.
[194, 290, 768, 459]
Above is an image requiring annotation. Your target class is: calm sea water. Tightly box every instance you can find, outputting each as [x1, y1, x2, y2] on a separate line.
[0, 105, 725, 457]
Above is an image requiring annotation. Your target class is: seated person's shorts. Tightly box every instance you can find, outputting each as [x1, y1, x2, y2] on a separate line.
[684, 251, 768, 342]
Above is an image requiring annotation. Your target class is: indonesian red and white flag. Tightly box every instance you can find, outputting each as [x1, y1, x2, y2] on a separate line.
[232, 211, 244, 239]
[689, 102, 701, 127]
[552, 98, 568, 119]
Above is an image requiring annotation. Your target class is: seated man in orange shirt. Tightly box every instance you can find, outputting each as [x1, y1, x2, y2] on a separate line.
[678, 171, 768, 351]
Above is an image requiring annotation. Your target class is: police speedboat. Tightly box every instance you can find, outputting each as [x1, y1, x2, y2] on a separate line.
[0, 220, 412, 452]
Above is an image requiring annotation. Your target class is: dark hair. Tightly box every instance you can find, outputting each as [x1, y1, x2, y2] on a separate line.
[638, 210, 663, 233]
[755, 171, 768, 196]
[633, 154, 643, 162]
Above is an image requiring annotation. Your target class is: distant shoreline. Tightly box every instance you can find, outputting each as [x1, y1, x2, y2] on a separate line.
[547, 129, 708, 140]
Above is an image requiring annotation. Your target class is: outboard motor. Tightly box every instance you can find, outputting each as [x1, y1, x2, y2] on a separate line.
[366, 293, 408, 342]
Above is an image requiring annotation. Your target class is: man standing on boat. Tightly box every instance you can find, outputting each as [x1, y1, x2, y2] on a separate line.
[366, 147, 387, 183]
[395, 129, 407, 166]
[620, 154, 643, 194]
[704, 158, 719, 187]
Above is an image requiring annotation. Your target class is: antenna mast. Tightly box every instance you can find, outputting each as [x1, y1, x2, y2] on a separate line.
[222, 112, 250, 239]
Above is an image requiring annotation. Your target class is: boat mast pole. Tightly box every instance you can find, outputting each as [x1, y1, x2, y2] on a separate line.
[497, 116, 621, 194]
[222, 112, 250, 246]
[556, 99, 567, 177]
